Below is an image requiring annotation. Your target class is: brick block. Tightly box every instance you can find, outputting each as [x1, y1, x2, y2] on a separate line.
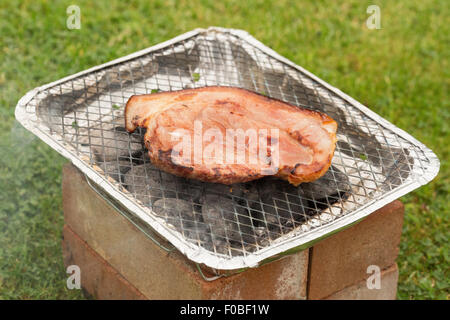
[204, 252, 308, 299]
[62, 163, 309, 299]
[62, 225, 146, 300]
[308, 200, 404, 300]
[324, 264, 399, 300]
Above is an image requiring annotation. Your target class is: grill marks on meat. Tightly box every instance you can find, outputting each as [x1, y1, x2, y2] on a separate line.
[125, 86, 337, 186]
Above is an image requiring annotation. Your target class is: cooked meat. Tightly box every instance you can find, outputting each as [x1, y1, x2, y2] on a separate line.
[125, 86, 337, 186]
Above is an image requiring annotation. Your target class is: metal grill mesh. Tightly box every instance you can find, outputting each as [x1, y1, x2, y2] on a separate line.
[19, 29, 438, 266]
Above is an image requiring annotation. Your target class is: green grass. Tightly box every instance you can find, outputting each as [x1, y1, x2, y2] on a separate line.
[0, 0, 448, 299]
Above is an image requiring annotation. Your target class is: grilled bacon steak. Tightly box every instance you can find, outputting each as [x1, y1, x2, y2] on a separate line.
[125, 86, 337, 186]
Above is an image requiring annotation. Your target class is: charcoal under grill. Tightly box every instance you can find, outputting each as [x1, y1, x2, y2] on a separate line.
[15, 27, 439, 270]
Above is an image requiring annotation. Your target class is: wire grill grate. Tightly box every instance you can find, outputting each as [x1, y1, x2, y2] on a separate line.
[16, 28, 439, 269]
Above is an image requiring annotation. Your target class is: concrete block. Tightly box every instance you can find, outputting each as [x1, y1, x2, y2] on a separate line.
[324, 264, 399, 300]
[308, 200, 404, 300]
[62, 224, 146, 300]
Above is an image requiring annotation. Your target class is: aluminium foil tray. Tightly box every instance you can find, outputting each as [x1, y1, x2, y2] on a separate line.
[15, 27, 439, 270]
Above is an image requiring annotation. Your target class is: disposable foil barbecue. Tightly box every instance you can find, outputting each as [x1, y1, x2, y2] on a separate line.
[15, 27, 440, 270]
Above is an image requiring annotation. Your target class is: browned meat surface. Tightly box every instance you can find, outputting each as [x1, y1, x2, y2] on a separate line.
[125, 86, 337, 186]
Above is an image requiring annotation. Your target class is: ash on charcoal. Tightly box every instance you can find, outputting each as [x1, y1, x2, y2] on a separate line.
[241, 177, 308, 240]
[152, 198, 198, 236]
[298, 166, 351, 201]
[98, 160, 131, 183]
[380, 148, 414, 189]
[202, 194, 256, 249]
[254, 196, 295, 239]
[152, 198, 210, 245]
[122, 163, 204, 206]
[122, 164, 166, 206]
[201, 182, 246, 199]
[81, 125, 143, 162]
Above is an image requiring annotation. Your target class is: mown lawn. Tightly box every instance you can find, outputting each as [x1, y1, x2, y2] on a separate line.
[0, 0, 448, 299]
